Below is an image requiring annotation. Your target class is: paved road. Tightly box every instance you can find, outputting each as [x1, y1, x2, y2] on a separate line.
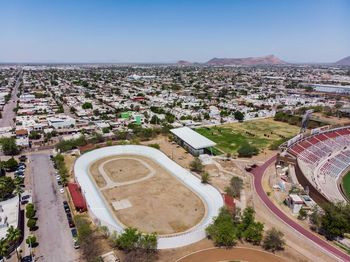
[251, 155, 350, 262]
[0, 70, 21, 128]
[29, 153, 81, 262]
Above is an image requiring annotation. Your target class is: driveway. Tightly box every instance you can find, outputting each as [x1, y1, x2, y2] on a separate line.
[29, 153, 81, 262]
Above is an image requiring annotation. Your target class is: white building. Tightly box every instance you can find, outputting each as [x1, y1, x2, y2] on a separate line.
[48, 115, 76, 129]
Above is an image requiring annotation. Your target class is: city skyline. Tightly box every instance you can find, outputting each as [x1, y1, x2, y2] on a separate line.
[1, 0, 349, 63]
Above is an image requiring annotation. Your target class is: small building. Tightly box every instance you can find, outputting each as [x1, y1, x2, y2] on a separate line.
[48, 115, 76, 129]
[68, 183, 87, 212]
[170, 126, 216, 156]
[287, 194, 304, 214]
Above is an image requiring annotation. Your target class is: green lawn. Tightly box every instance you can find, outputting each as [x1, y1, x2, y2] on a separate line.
[342, 172, 350, 200]
[196, 118, 300, 155]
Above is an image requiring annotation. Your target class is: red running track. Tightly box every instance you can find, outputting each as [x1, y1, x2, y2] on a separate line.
[251, 155, 350, 262]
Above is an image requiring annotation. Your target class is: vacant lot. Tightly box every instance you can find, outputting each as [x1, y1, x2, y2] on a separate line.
[196, 118, 300, 155]
[90, 154, 206, 235]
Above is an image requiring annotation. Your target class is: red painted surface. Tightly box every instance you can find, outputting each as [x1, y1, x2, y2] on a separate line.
[68, 183, 87, 212]
[251, 155, 350, 262]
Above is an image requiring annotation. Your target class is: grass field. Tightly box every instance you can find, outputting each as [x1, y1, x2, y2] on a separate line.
[196, 118, 300, 155]
[342, 171, 350, 200]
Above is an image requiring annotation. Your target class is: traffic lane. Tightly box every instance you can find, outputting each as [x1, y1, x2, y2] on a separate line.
[30, 153, 80, 262]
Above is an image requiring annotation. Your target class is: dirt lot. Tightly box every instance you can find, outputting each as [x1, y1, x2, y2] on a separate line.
[90, 154, 206, 235]
[103, 157, 150, 183]
[177, 247, 286, 262]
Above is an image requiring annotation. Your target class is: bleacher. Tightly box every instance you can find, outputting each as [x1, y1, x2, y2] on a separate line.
[288, 126, 350, 202]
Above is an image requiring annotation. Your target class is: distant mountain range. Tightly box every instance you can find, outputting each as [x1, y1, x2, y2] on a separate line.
[177, 55, 350, 66]
[177, 55, 286, 66]
[335, 56, 350, 66]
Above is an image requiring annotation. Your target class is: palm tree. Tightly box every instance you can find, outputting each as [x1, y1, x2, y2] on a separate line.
[6, 226, 21, 261]
[0, 238, 9, 261]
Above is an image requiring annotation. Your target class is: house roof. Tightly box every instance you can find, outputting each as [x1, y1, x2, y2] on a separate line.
[15, 129, 28, 136]
[170, 126, 216, 150]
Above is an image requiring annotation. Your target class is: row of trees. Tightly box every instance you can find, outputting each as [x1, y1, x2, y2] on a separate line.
[53, 154, 69, 185]
[56, 135, 87, 152]
[308, 202, 350, 240]
[206, 207, 285, 252]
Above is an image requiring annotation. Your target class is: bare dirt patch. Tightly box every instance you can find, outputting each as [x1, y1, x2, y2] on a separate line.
[103, 158, 150, 183]
[90, 154, 206, 235]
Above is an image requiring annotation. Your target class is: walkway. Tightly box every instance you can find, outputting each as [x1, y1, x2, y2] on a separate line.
[251, 155, 350, 262]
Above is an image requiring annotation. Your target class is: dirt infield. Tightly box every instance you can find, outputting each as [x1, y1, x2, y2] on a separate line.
[89, 154, 206, 235]
[177, 247, 286, 262]
[103, 158, 150, 183]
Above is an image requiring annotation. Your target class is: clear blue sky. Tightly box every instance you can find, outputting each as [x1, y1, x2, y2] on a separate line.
[1, 0, 349, 63]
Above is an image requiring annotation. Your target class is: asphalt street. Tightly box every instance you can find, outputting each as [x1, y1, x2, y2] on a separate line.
[29, 153, 81, 262]
[0, 70, 21, 128]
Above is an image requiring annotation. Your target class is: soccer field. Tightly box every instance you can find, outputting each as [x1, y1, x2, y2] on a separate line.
[195, 118, 300, 155]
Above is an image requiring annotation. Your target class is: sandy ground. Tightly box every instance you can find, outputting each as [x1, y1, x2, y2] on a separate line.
[103, 157, 150, 183]
[90, 154, 206, 235]
[177, 247, 286, 262]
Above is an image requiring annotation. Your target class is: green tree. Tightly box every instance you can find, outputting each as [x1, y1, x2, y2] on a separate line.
[0, 177, 15, 201]
[139, 233, 158, 251]
[0, 238, 9, 260]
[237, 143, 259, 157]
[206, 208, 238, 247]
[26, 208, 36, 219]
[115, 227, 141, 251]
[189, 157, 203, 173]
[234, 110, 244, 121]
[262, 228, 285, 252]
[225, 176, 243, 198]
[321, 203, 349, 239]
[242, 222, 264, 245]
[298, 209, 307, 220]
[3, 157, 18, 171]
[27, 218, 37, 230]
[0, 137, 20, 155]
[82, 102, 93, 109]
[201, 172, 210, 184]
[6, 226, 21, 260]
[26, 235, 37, 247]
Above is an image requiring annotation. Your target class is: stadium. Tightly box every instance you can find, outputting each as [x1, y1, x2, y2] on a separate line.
[74, 145, 223, 249]
[278, 125, 350, 204]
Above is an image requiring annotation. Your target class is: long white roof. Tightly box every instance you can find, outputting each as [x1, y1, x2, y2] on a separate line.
[170, 126, 216, 149]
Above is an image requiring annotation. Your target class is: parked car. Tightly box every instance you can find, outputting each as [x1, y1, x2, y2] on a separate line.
[57, 180, 62, 186]
[68, 218, 75, 228]
[71, 228, 78, 238]
[73, 238, 80, 249]
[19, 155, 27, 162]
[60, 188, 65, 194]
[56, 175, 61, 180]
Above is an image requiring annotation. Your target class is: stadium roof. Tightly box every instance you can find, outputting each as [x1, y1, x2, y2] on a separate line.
[170, 127, 216, 150]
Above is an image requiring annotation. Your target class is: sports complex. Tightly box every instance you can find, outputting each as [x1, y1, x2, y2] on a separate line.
[278, 125, 350, 204]
[74, 145, 223, 249]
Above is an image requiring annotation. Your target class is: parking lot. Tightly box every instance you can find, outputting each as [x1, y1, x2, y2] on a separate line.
[29, 152, 80, 262]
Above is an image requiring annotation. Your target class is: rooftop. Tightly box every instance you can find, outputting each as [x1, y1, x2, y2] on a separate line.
[170, 126, 216, 150]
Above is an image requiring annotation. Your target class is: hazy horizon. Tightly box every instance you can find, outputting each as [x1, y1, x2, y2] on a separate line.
[1, 0, 349, 63]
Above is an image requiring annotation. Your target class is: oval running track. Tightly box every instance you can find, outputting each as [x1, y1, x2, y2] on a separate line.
[252, 155, 350, 262]
[74, 145, 224, 249]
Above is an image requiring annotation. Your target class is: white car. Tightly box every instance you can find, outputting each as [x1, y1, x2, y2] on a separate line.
[56, 175, 61, 180]
[60, 188, 65, 194]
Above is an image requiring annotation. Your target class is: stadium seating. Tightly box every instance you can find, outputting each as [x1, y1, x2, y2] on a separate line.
[288, 127, 350, 202]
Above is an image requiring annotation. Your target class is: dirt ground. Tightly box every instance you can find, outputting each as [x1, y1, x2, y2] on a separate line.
[103, 157, 150, 183]
[142, 136, 195, 169]
[177, 247, 286, 262]
[90, 154, 206, 235]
